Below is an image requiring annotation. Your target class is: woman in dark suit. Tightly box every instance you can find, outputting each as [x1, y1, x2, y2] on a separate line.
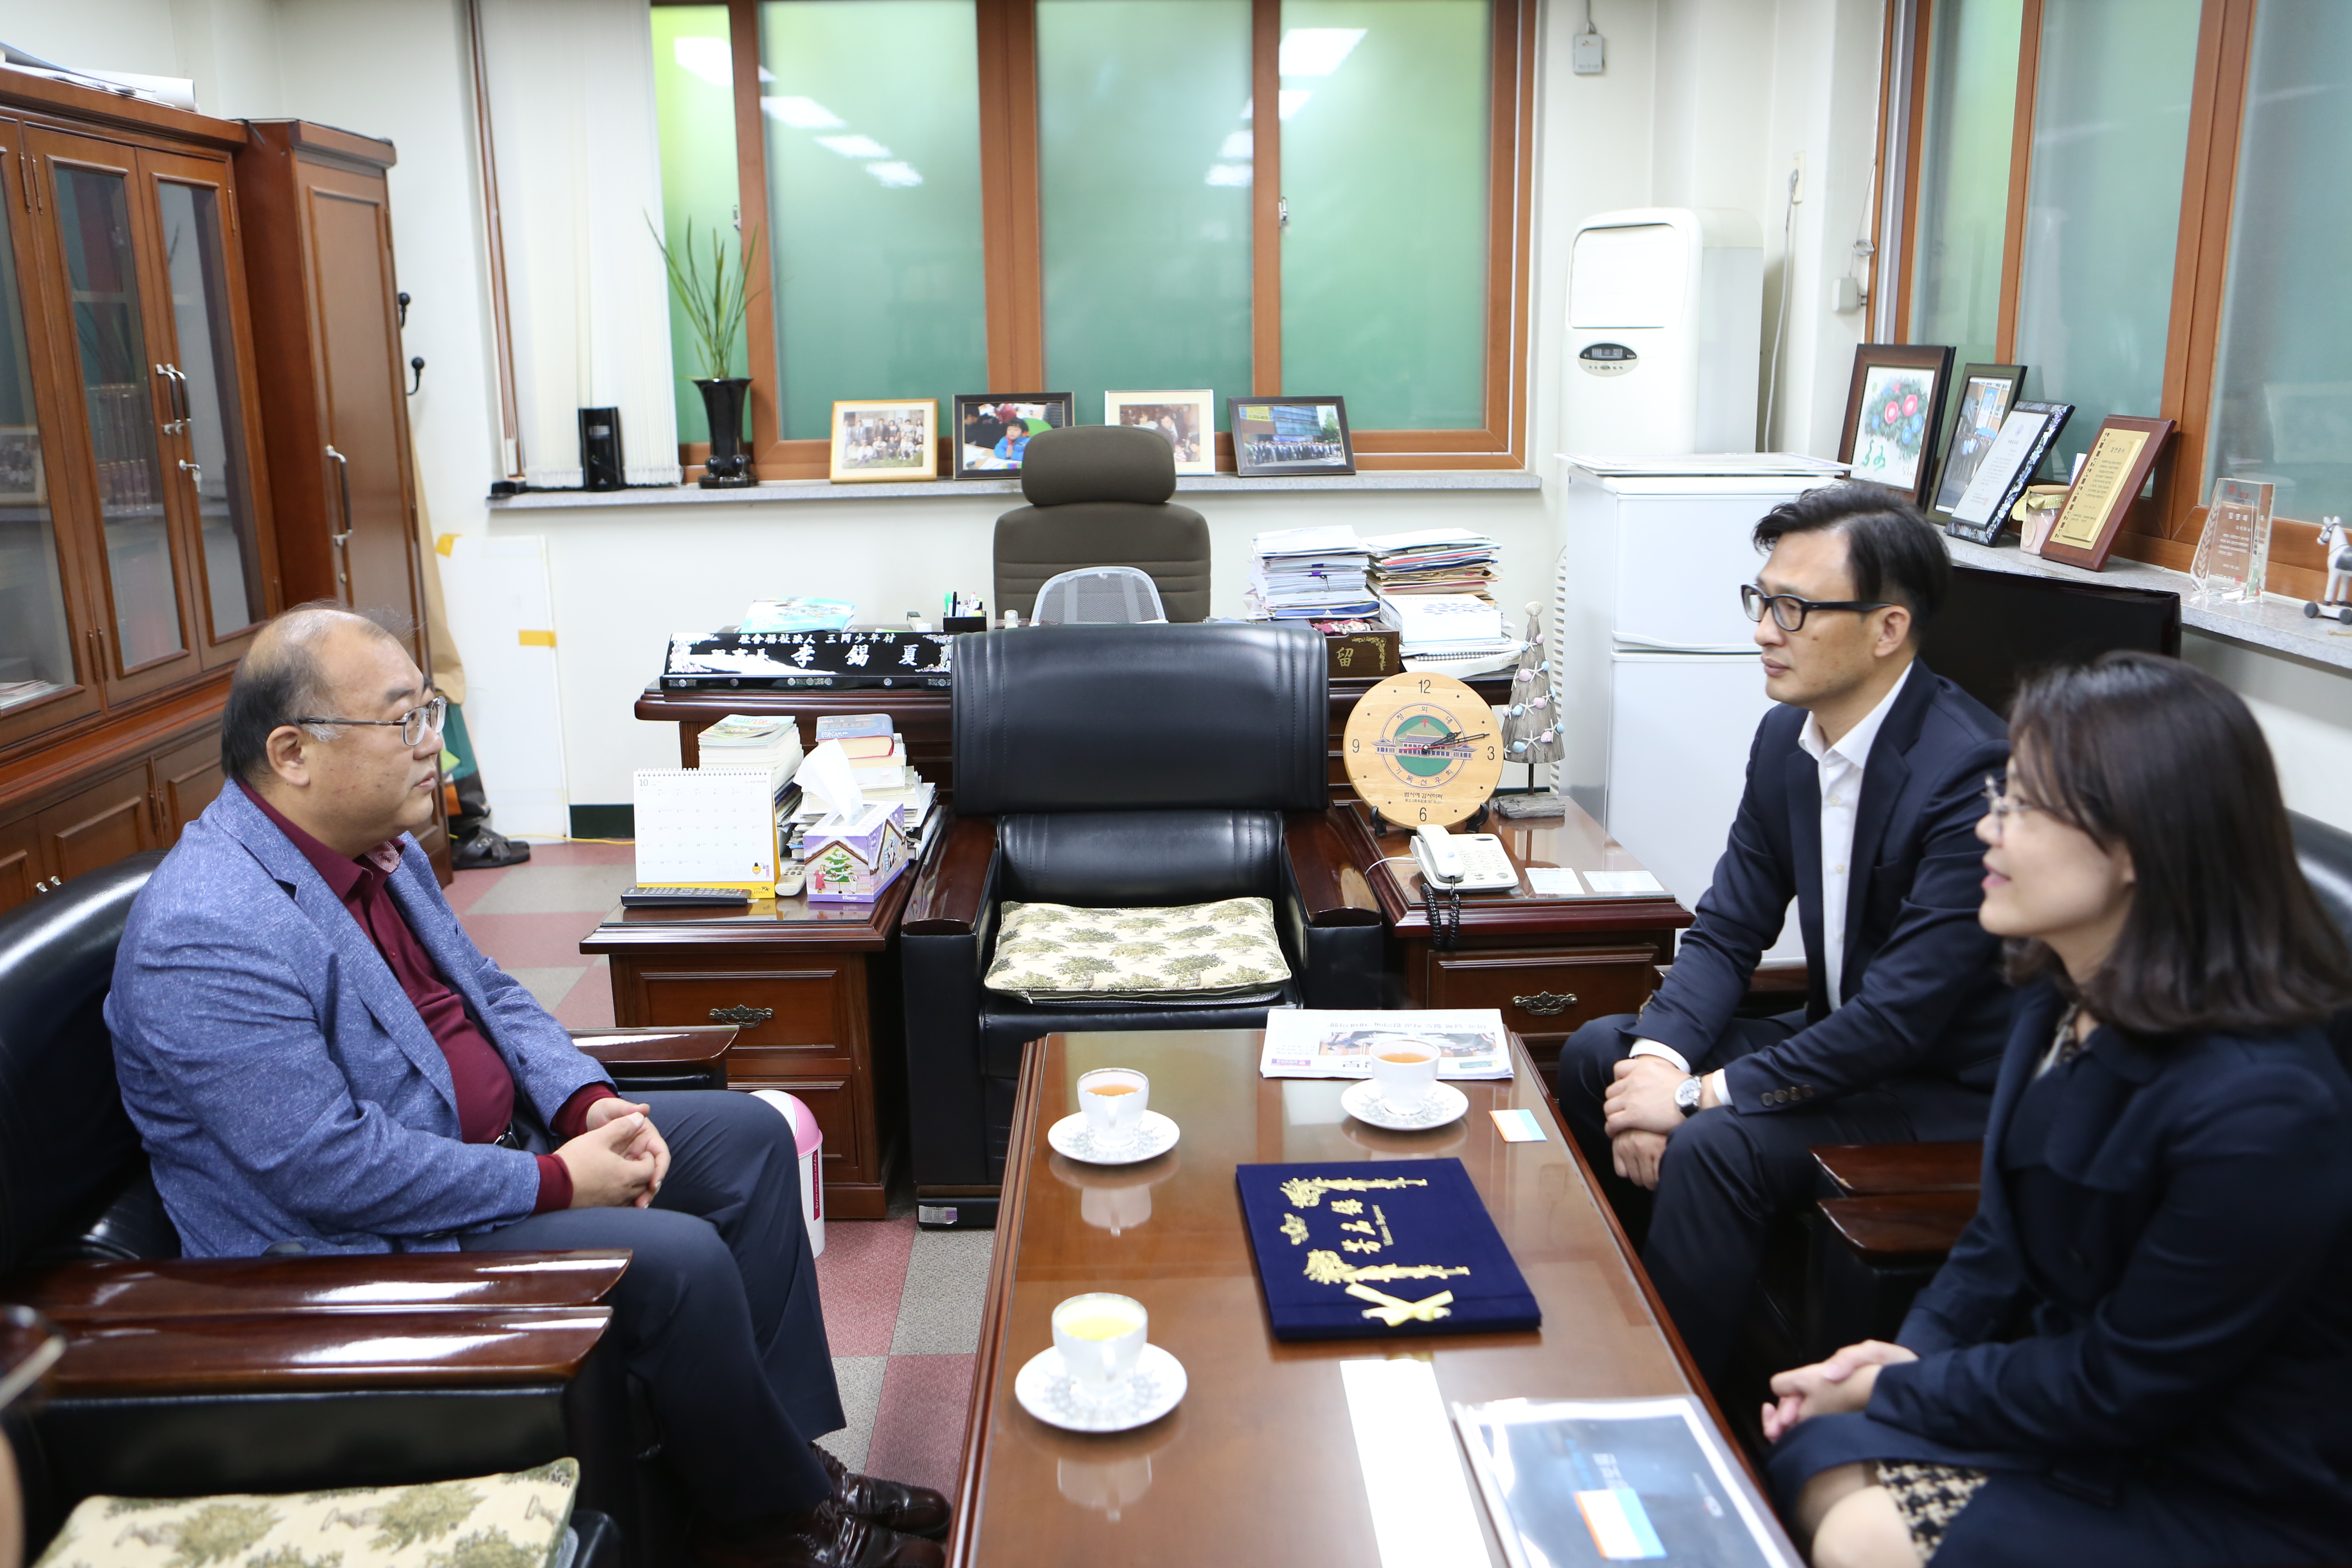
[1762, 652, 2352, 1567]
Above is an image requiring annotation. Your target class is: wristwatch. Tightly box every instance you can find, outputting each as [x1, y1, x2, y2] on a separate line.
[1674, 1076, 1706, 1118]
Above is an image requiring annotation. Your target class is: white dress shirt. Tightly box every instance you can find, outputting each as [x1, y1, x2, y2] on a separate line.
[1632, 661, 1917, 1097]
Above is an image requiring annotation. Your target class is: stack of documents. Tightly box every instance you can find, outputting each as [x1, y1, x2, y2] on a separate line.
[1377, 592, 1508, 650]
[1245, 525, 1376, 619]
[693, 714, 802, 800]
[1363, 527, 1500, 602]
[783, 714, 938, 836]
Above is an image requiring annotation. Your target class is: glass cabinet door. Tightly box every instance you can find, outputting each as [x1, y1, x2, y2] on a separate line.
[0, 120, 99, 742]
[145, 154, 269, 655]
[37, 130, 193, 690]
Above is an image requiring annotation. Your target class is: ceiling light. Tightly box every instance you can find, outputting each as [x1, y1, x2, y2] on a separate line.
[867, 161, 924, 187]
[672, 37, 732, 88]
[762, 96, 846, 129]
[1219, 131, 1252, 159]
[817, 134, 893, 159]
[1205, 163, 1253, 187]
[1279, 28, 1365, 77]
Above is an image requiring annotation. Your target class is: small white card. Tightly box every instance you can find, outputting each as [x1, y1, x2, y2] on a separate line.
[1525, 867, 1583, 897]
[1583, 870, 1666, 896]
[1490, 1108, 1547, 1143]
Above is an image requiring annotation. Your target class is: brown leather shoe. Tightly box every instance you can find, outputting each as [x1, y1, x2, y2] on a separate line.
[811, 1443, 952, 1542]
[691, 1498, 944, 1568]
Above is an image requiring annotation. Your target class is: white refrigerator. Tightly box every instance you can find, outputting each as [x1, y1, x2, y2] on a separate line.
[1555, 458, 1846, 962]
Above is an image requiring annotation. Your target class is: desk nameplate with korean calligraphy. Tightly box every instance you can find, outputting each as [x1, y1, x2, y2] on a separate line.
[1236, 1160, 1541, 1341]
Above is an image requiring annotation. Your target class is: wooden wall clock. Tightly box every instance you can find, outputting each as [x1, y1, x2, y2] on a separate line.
[1342, 671, 1506, 828]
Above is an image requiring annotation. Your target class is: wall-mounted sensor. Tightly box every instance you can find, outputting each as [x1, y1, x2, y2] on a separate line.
[1572, 26, 1606, 75]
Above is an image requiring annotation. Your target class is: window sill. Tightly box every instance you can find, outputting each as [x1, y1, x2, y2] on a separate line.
[1945, 536, 2352, 675]
[486, 468, 1543, 512]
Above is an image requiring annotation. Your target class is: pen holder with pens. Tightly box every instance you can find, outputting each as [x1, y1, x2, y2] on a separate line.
[942, 616, 988, 633]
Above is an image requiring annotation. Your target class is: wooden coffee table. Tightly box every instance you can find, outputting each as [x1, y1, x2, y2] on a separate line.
[949, 1029, 1749, 1565]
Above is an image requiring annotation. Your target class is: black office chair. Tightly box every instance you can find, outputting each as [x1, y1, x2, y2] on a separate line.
[898, 622, 1385, 1223]
[993, 425, 1212, 623]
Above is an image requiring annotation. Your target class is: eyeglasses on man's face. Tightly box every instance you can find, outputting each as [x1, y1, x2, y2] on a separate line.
[1740, 582, 1893, 632]
[287, 695, 448, 748]
[1980, 775, 2043, 841]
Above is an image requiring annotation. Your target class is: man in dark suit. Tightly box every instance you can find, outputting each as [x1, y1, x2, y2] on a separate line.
[1555, 485, 2013, 1384]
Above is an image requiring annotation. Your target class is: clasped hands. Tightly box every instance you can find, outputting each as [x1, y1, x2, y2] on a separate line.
[555, 1097, 672, 1209]
[1604, 1055, 1707, 1190]
[1760, 1340, 1917, 1441]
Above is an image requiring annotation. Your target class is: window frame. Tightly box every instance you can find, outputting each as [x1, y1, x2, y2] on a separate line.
[1880, 0, 2323, 589]
[656, 0, 1535, 477]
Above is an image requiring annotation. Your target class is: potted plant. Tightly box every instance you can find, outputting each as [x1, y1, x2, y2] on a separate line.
[651, 216, 764, 488]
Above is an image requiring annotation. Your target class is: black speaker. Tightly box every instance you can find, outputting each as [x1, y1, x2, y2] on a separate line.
[578, 407, 624, 491]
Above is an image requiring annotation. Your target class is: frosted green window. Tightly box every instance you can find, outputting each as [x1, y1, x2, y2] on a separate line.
[1279, 0, 1488, 430]
[2205, 0, 2352, 524]
[650, 4, 741, 441]
[1908, 0, 2021, 369]
[2011, 0, 2200, 472]
[760, 0, 988, 440]
[1037, 0, 1253, 428]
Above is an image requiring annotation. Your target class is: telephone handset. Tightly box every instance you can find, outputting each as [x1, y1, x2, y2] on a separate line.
[1411, 824, 1518, 892]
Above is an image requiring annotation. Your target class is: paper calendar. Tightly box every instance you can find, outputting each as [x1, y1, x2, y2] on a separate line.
[633, 768, 778, 889]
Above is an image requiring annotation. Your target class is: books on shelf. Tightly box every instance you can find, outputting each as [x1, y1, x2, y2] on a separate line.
[814, 712, 893, 741]
[1245, 524, 1376, 620]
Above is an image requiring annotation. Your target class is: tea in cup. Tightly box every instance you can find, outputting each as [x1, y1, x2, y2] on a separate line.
[1366, 1038, 1440, 1112]
[1077, 1068, 1150, 1146]
[1052, 1292, 1148, 1401]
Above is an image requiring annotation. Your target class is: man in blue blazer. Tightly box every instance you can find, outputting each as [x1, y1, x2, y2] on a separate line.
[1556, 486, 2013, 1384]
[107, 606, 944, 1568]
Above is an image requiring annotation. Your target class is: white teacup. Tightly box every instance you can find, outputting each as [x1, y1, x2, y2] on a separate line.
[1052, 1292, 1148, 1403]
[1366, 1038, 1441, 1111]
[1077, 1068, 1150, 1146]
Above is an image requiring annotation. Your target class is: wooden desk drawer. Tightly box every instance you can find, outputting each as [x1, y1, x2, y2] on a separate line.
[622, 962, 866, 1056]
[1428, 947, 1658, 1036]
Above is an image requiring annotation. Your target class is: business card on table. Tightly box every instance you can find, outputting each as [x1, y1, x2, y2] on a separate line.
[1490, 1108, 1547, 1143]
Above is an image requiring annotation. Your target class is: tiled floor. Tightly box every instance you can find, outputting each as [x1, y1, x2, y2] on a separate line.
[449, 843, 984, 1498]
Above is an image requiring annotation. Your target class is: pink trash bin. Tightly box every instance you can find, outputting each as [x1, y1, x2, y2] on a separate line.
[750, 1089, 825, 1256]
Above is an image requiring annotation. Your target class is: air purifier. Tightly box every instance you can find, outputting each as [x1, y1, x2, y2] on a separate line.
[1561, 207, 1764, 456]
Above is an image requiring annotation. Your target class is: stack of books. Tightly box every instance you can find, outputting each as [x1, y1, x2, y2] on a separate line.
[1376, 592, 1520, 675]
[1244, 525, 1376, 620]
[1363, 527, 1501, 604]
[784, 713, 940, 864]
[693, 713, 803, 801]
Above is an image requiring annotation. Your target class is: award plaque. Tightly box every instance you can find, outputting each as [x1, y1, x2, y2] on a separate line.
[2037, 416, 2176, 572]
[2189, 477, 2276, 604]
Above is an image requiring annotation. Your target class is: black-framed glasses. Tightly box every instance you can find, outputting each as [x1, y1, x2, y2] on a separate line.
[1740, 583, 1893, 632]
[287, 695, 448, 748]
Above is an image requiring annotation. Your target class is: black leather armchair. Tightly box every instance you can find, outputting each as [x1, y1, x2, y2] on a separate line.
[900, 622, 1385, 1219]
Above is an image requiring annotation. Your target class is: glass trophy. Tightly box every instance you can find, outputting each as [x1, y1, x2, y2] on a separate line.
[2189, 477, 2275, 604]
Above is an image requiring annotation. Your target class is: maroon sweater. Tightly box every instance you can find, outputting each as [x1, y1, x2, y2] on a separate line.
[241, 783, 608, 1212]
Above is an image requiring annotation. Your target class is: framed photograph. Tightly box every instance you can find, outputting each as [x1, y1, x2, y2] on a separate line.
[1928, 363, 2025, 521]
[1229, 395, 1354, 477]
[952, 393, 1072, 479]
[1105, 389, 1215, 474]
[829, 399, 939, 484]
[1943, 399, 2072, 546]
[0, 426, 44, 506]
[1837, 344, 1955, 506]
[2037, 415, 2177, 572]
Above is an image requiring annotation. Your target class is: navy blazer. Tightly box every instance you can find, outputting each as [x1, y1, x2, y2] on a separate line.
[1872, 981, 2352, 1535]
[1635, 659, 2013, 1113]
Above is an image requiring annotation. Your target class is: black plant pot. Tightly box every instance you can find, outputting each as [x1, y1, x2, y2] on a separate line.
[695, 376, 756, 488]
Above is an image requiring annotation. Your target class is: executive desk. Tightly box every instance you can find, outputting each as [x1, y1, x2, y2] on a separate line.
[953, 1028, 1754, 1565]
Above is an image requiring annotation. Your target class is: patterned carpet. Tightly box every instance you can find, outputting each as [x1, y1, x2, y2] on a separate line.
[449, 840, 982, 1498]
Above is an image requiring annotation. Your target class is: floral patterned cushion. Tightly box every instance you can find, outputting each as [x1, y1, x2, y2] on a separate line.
[983, 896, 1292, 1002]
[34, 1460, 579, 1568]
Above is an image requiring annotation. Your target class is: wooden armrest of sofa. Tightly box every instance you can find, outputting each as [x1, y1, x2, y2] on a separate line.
[1811, 1141, 1984, 1198]
[52, 1306, 613, 1396]
[570, 1026, 737, 1076]
[1817, 1191, 1978, 1265]
[1284, 810, 1384, 927]
[901, 814, 997, 935]
[13, 1250, 631, 1323]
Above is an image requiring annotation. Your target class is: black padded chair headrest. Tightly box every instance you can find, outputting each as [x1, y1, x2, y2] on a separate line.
[953, 622, 1327, 815]
[0, 852, 167, 1275]
[1020, 425, 1178, 508]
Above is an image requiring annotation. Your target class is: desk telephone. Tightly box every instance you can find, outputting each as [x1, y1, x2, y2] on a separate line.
[1411, 824, 1519, 891]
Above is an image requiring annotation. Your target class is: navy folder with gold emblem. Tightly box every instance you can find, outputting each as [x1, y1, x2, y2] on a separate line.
[1236, 1158, 1541, 1341]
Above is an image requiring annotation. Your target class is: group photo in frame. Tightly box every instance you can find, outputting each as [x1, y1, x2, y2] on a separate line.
[1838, 343, 1954, 506]
[1105, 389, 1216, 474]
[1229, 395, 1355, 477]
[952, 393, 1072, 479]
[829, 399, 938, 484]
[1928, 363, 2026, 522]
[2037, 415, 2177, 572]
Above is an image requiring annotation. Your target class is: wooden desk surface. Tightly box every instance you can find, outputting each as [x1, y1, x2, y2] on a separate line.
[1338, 799, 1693, 940]
[954, 1029, 1738, 1566]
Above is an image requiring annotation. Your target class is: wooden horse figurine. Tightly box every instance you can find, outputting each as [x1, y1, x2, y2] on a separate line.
[2306, 516, 2352, 624]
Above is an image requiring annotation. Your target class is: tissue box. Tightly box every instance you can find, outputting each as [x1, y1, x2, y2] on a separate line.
[804, 803, 911, 902]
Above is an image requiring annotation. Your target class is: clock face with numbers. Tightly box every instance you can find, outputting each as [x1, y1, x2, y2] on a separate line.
[1342, 671, 1506, 829]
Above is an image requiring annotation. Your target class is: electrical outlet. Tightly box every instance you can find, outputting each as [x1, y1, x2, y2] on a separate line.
[1790, 152, 1806, 204]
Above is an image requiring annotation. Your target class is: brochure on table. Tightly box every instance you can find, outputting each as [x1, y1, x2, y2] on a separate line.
[1260, 1010, 1513, 1080]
